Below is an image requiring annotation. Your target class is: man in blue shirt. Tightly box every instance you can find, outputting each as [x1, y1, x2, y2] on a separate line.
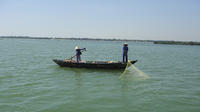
[123, 43, 128, 63]
[75, 46, 86, 63]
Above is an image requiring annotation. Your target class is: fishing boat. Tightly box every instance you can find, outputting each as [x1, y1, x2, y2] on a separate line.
[53, 59, 137, 69]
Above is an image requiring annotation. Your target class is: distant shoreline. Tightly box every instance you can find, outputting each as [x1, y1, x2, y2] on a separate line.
[154, 41, 200, 46]
[1, 36, 200, 46]
[0, 36, 154, 42]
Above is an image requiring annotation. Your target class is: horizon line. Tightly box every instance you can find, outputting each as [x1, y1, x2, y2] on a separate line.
[0, 35, 200, 42]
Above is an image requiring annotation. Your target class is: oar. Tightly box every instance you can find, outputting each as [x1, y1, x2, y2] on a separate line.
[66, 48, 86, 60]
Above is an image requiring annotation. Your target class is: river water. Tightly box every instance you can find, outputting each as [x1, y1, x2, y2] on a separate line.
[0, 38, 200, 112]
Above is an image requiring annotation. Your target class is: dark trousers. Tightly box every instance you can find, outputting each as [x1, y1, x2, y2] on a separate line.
[123, 53, 128, 63]
[76, 55, 81, 63]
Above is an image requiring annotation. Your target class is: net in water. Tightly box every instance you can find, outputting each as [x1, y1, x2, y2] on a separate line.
[119, 60, 149, 80]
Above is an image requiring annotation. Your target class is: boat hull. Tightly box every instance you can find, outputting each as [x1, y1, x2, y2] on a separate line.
[53, 59, 137, 69]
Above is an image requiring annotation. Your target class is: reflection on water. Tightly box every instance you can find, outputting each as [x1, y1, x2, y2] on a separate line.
[73, 70, 83, 106]
[74, 70, 82, 89]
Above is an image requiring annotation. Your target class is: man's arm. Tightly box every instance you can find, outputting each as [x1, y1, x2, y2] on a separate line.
[80, 48, 86, 51]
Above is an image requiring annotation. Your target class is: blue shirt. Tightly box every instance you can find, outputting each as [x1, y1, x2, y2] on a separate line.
[76, 49, 82, 55]
[76, 48, 85, 55]
[123, 46, 128, 54]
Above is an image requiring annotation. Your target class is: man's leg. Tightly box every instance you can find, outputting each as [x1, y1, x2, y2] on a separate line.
[79, 56, 81, 61]
[126, 54, 128, 63]
[123, 53, 125, 63]
[77, 55, 80, 63]
[76, 55, 78, 62]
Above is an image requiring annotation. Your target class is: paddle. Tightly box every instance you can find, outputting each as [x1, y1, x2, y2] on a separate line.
[66, 48, 86, 60]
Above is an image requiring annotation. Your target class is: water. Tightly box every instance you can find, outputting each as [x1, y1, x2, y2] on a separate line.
[0, 38, 200, 112]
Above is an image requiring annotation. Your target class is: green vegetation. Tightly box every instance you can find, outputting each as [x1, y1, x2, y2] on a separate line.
[154, 41, 200, 46]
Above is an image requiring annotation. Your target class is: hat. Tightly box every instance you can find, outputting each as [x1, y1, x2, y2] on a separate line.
[75, 46, 80, 50]
[124, 43, 128, 45]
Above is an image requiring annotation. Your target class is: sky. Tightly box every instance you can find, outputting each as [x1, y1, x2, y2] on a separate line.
[0, 0, 200, 41]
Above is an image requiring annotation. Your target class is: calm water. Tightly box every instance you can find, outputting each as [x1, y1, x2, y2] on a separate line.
[0, 38, 200, 112]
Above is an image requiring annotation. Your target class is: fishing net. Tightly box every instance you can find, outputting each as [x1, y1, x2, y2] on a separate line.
[119, 60, 149, 80]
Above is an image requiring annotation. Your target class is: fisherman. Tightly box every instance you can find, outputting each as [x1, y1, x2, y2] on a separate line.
[123, 43, 128, 63]
[75, 46, 86, 63]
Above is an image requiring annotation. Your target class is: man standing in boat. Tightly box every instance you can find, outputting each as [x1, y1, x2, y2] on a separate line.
[123, 43, 128, 63]
[75, 46, 86, 63]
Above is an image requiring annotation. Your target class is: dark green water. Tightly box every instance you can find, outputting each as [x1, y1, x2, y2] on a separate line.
[0, 38, 200, 112]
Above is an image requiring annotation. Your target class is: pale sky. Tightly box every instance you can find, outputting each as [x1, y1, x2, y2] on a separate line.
[0, 0, 200, 41]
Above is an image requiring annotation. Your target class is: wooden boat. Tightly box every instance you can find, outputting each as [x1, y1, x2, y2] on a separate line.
[53, 59, 137, 69]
